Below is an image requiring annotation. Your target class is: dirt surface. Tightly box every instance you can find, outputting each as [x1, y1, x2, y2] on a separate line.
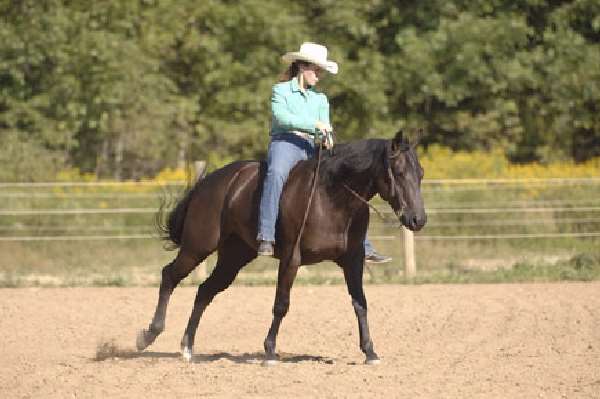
[1, 284, 599, 398]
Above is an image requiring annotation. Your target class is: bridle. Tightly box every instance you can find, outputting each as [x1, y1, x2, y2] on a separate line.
[382, 142, 408, 216]
[343, 142, 407, 221]
[293, 139, 408, 261]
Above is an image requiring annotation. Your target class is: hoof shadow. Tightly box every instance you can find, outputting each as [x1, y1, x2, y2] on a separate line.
[96, 346, 335, 365]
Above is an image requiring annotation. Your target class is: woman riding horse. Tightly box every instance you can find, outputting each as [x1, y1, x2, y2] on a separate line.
[257, 42, 390, 263]
[135, 44, 427, 365]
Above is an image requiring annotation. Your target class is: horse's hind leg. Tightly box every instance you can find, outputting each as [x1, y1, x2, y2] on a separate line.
[180, 235, 256, 361]
[137, 249, 210, 351]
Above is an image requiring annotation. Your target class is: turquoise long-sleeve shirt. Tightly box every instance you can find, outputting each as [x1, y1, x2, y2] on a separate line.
[270, 77, 330, 136]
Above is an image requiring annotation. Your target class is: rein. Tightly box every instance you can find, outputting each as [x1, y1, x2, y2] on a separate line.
[343, 146, 406, 222]
[342, 183, 387, 221]
[290, 140, 404, 261]
[290, 142, 323, 261]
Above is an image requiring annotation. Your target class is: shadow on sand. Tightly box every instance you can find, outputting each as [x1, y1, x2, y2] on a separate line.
[191, 351, 335, 365]
[94, 343, 335, 365]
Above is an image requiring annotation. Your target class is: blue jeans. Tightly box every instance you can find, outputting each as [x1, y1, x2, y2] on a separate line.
[257, 133, 377, 255]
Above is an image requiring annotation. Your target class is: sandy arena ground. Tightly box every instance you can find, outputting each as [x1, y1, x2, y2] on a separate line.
[1, 283, 599, 398]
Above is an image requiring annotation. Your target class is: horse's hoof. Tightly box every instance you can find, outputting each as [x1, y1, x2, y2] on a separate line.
[365, 357, 381, 365]
[181, 346, 193, 362]
[261, 358, 279, 367]
[136, 330, 148, 351]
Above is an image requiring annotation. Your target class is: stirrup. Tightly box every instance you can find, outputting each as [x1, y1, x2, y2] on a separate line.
[365, 252, 392, 264]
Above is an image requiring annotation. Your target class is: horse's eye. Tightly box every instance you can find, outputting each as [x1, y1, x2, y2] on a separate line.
[394, 168, 405, 177]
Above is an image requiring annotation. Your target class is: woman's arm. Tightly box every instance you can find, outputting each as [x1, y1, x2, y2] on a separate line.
[318, 94, 331, 128]
[271, 85, 317, 133]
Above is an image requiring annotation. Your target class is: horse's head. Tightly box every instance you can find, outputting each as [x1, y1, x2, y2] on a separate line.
[376, 130, 427, 231]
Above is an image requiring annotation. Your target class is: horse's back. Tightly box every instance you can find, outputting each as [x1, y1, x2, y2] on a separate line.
[180, 157, 331, 254]
[181, 160, 263, 251]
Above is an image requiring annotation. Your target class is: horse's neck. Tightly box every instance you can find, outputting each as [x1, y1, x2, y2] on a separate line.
[345, 174, 376, 201]
[324, 139, 386, 203]
[304, 140, 388, 215]
[323, 169, 378, 215]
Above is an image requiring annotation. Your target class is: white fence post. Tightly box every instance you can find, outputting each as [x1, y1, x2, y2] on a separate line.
[194, 160, 207, 180]
[403, 226, 416, 278]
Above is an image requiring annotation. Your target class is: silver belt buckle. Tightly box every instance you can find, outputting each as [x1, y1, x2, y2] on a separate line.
[289, 130, 311, 141]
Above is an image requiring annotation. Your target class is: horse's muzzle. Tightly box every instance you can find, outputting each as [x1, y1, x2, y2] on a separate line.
[399, 210, 427, 232]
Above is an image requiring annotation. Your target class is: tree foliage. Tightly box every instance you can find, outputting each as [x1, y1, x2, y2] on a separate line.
[0, 0, 598, 181]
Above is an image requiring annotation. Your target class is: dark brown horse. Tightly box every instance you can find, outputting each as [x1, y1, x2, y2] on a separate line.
[136, 130, 426, 364]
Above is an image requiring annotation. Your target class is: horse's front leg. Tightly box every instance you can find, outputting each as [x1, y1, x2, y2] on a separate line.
[338, 252, 380, 364]
[263, 255, 300, 366]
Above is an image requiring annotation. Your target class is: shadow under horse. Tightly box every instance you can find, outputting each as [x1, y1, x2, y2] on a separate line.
[136, 130, 427, 364]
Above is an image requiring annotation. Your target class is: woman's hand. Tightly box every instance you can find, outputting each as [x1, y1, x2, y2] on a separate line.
[315, 121, 334, 150]
[315, 120, 332, 134]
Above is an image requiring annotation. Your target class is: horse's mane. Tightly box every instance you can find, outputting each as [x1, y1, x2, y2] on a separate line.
[318, 139, 387, 187]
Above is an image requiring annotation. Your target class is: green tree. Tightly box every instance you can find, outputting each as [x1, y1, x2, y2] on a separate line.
[1, 0, 599, 181]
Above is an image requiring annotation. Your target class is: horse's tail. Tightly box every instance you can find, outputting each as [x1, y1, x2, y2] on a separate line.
[156, 185, 195, 250]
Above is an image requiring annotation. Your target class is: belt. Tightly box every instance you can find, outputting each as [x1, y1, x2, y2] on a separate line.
[273, 130, 313, 141]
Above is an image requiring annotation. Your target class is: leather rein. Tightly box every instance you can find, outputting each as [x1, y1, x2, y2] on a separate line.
[343, 144, 405, 222]
[292, 141, 403, 263]
[289, 141, 324, 263]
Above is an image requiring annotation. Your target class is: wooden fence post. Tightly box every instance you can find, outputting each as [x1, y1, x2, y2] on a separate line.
[403, 226, 416, 278]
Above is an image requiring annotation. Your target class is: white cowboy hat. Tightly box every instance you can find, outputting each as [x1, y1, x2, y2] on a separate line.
[281, 42, 339, 74]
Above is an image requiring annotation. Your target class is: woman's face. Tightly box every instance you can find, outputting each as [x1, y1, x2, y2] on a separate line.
[300, 63, 324, 87]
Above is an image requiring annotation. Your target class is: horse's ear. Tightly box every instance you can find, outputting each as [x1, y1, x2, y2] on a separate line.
[391, 129, 409, 152]
[393, 129, 404, 143]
